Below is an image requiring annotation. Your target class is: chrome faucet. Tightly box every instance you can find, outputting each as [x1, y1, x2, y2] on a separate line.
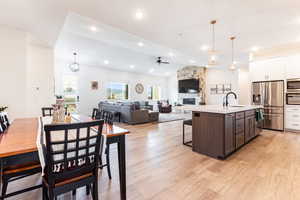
[225, 92, 237, 107]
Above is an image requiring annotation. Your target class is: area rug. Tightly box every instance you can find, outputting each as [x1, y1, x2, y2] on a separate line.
[158, 113, 192, 123]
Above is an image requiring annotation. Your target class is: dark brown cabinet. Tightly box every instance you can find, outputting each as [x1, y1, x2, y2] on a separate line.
[245, 114, 256, 143]
[225, 114, 235, 155]
[192, 109, 259, 159]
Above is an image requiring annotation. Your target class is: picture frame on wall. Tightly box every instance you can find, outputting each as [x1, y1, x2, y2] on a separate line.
[91, 81, 98, 90]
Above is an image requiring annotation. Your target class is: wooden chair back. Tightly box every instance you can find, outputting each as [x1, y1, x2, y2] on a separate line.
[99, 110, 114, 125]
[0, 113, 10, 132]
[42, 107, 54, 117]
[91, 108, 99, 119]
[43, 120, 104, 185]
[42, 107, 69, 117]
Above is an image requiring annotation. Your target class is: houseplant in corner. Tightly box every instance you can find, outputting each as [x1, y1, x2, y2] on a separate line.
[0, 106, 8, 112]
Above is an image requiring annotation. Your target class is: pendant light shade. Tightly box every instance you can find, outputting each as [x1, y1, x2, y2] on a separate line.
[229, 36, 236, 70]
[207, 20, 218, 66]
[69, 52, 80, 72]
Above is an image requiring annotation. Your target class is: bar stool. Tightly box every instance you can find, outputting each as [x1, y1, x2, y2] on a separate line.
[183, 119, 192, 147]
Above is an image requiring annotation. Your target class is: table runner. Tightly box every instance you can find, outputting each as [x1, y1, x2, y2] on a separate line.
[36, 116, 105, 175]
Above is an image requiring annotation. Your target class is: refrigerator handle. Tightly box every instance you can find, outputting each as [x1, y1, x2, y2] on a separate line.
[264, 83, 268, 106]
[261, 83, 265, 105]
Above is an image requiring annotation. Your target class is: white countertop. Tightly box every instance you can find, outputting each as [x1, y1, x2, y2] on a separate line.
[177, 105, 262, 114]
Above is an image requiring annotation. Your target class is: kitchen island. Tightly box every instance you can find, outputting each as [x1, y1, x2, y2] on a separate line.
[190, 105, 262, 159]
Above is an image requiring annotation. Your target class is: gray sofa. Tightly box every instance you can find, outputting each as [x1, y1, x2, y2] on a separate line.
[98, 101, 158, 125]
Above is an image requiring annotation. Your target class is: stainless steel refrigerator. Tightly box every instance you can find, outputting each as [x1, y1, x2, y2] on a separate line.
[252, 80, 284, 131]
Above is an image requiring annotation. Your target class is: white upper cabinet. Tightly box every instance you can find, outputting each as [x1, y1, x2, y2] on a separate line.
[249, 58, 286, 82]
[249, 60, 268, 82]
[286, 55, 300, 79]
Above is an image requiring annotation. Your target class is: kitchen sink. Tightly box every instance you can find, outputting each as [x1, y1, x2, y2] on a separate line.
[230, 105, 245, 108]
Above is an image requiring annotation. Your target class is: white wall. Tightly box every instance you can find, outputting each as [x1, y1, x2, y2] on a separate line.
[238, 68, 251, 105]
[55, 60, 169, 116]
[167, 72, 178, 104]
[205, 68, 239, 105]
[0, 26, 27, 119]
[26, 43, 55, 117]
[0, 25, 55, 119]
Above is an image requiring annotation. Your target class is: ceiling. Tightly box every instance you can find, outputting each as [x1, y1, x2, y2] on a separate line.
[1, 0, 300, 75]
[55, 13, 196, 76]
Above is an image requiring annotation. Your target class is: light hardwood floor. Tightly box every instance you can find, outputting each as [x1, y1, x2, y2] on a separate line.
[7, 120, 300, 200]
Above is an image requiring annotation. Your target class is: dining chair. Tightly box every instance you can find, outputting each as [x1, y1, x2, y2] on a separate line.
[42, 107, 68, 117]
[0, 113, 10, 131]
[42, 120, 104, 200]
[41, 107, 53, 117]
[1, 158, 41, 199]
[98, 110, 114, 125]
[0, 123, 4, 133]
[98, 110, 114, 179]
[0, 118, 5, 133]
[91, 108, 99, 119]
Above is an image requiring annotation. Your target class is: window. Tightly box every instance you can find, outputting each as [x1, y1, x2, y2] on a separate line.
[147, 86, 161, 100]
[63, 75, 78, 113]
[107, 82, 129, 100]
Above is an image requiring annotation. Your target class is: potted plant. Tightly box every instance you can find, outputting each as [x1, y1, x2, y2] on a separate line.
[0, 106, 8, 112]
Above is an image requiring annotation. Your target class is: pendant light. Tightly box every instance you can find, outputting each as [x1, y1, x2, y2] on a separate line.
[208, 20, 218, 66]
[229, 36, 236, 70]
[69, 52, 80, 72]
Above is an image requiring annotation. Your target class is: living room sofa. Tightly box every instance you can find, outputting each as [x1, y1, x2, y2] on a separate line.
[98, 101, 158, 125]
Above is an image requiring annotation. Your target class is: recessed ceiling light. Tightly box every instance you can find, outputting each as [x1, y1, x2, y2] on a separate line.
[149, 68, 154, 73]
[251, 46, 260, 52]
[138, 42, 144, 47]
[201, 45, 209, 51]
[130, 65, 135, 69]
[165, 72, 170, 76]
[104, 60, 109, 65]
[90, 26, 97, 32]
[189, 60, 196, 64]
[135, 10, 144, 20]
[168, 52, 175, 57]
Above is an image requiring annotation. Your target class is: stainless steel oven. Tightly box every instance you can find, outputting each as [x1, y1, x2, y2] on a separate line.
[287, 78, 300, 93]
[286, 93, 300, 105]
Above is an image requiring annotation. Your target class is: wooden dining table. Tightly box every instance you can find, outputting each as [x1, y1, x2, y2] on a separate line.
[0, 114, 129, 200]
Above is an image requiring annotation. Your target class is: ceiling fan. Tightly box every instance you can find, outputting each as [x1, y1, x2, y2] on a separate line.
[156, 57, 170, 65]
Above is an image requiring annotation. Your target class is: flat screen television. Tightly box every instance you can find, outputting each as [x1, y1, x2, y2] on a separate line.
[178, 79, 200, 93]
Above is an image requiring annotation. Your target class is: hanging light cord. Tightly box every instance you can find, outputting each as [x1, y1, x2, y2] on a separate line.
[232, 38, 234, 63]
[73, 52, 77, 63]
[230, 37, 235, 64]
[211, 20, 216, 51]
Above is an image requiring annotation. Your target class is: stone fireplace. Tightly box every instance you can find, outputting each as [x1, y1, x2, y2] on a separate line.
[177, 66, 207, 105]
